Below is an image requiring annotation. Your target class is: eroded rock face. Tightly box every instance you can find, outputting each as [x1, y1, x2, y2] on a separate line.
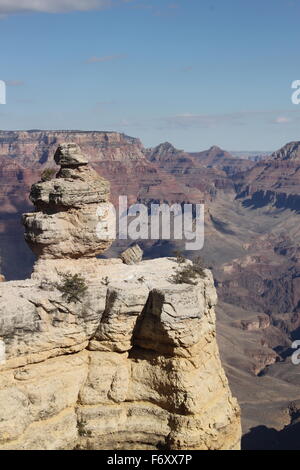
[236, 141, 300, 211]
[54, 142, 89, 167]
[0, 259, 241, 450]
[22, 144, 113, 259]
[0, 144, 241, 449]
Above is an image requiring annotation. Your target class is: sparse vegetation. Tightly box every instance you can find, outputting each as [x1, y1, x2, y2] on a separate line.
[193, 256, 206, 277]
[41, 168, 56, 182]
[173, 250, 186, 264]
[77, 419, 92, 437]
[56, 272, 88, 303]
[171, 254, 206, 285]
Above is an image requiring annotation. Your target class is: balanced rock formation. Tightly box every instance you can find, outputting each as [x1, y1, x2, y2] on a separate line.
[0, 144, 241, 450]
[23, 143, 114, 259]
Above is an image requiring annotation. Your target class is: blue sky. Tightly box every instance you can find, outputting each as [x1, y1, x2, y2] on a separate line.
[1, 0, 300, 151]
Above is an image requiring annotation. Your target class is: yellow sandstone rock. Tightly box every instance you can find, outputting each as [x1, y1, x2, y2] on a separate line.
[0, 145, 241, 450]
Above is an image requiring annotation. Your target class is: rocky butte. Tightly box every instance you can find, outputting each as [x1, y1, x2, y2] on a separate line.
[0, 144, 241, 450]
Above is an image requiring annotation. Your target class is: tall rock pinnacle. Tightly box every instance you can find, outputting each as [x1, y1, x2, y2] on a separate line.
[23, 143, 114, 259]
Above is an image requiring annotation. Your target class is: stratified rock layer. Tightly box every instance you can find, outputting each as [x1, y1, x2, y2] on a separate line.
[0, 259, 241, 450]
[237, 141, 300, 211]
[0, 144, 241, 450]
[22, 143, 113, 259]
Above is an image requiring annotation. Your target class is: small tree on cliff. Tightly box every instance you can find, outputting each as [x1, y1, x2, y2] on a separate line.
[171, 255, 206, 285]
[173, 249, 186, 265]
[56, 272, 88, 304]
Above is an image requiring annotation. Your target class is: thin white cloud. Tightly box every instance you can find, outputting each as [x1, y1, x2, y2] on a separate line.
[163, 110, 300, 129]
[85, 54, 126, 63]
[274, 116, 291, 124]
[5, 80, 24, 86]
[107, 109, 300, 133]
[0, 0, 132, 15]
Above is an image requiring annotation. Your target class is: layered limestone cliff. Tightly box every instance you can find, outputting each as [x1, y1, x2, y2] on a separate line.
[0, 144, 241, 450]
[236, 141, 300, 211]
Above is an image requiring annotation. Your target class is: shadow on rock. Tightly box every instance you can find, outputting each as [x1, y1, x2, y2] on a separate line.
[242, 423, 300, 450]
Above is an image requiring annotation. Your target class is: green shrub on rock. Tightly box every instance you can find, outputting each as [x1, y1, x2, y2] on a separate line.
[56, 272, 88, 303]
[171, 255, 206, 285]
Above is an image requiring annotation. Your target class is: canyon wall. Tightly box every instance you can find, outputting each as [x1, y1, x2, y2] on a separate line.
[236, 141, 300, 212]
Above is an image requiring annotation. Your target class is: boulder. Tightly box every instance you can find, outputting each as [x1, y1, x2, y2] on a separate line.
[54, 143, 88, 167]
[120, 244, 143, 265]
